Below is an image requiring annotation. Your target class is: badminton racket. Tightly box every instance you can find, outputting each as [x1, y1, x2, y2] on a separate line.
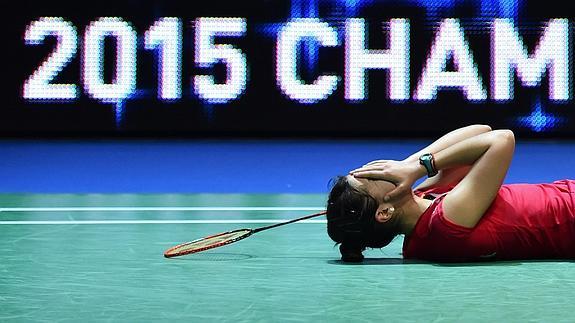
[163, 210, 326, 258]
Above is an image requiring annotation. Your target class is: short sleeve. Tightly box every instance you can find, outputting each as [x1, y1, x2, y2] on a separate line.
[428, 198, 473, 239]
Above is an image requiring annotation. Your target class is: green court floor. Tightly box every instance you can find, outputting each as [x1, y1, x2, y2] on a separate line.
[1, 194, 574, 322]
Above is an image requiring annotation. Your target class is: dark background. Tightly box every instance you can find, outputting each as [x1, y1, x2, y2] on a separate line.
[5, 0, 574, 138]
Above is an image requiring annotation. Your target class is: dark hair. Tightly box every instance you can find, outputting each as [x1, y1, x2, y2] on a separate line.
[326, 176, 398, 262]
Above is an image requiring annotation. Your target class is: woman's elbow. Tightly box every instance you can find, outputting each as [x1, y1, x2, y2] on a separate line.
[500, 129, 515, 141]
[494, 129, 515, 148]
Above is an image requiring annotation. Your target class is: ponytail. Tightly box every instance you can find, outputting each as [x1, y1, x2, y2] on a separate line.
[339, 244, 365, 262]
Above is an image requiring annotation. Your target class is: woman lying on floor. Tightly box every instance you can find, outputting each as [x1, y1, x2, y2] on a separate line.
[326, 125, 575, 262]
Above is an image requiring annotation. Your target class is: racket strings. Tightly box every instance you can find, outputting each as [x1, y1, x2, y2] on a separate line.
[164, 229, 251, 257]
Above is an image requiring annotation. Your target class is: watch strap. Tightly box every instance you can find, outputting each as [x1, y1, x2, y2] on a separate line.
[419, 153, 438, 177]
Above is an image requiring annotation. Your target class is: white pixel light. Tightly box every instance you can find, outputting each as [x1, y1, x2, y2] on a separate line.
[345, 18, 410, 101]
[414, 19, 487, 101]
[23, 17, 78, 100]
[144, 17, 183, 100]
[83, 17, 137, 102]
[194, 17, 247, 103]
[492, 18, 570, 101]
[276, 18, 339, 103]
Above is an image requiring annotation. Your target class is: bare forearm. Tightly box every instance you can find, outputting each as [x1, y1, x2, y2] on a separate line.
[410, 125, 491, 190]
[414, 130, 514, 179]
[350, 126, 513, 204]
[405, 125, 492, 163]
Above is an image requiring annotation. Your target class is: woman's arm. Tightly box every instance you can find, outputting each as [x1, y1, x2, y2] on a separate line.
[352, 128, 515, 228]
[432, 129, 515, 228]
[404, 125, 492, 191]
[404, 124, 493, 162]
[356, 125, 492, 193]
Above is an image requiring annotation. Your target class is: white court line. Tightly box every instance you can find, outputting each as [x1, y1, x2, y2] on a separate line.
[0, 207, 325, 212]
[0, 219, 327, 225]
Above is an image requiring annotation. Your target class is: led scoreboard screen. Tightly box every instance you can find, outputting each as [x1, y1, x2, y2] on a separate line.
[5, 0, 575, 137]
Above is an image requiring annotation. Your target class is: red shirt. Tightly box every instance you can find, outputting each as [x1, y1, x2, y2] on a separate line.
[403, 180, 575, 262]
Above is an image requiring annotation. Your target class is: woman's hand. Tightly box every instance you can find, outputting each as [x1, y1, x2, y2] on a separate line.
[350, 159, 424, 202]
